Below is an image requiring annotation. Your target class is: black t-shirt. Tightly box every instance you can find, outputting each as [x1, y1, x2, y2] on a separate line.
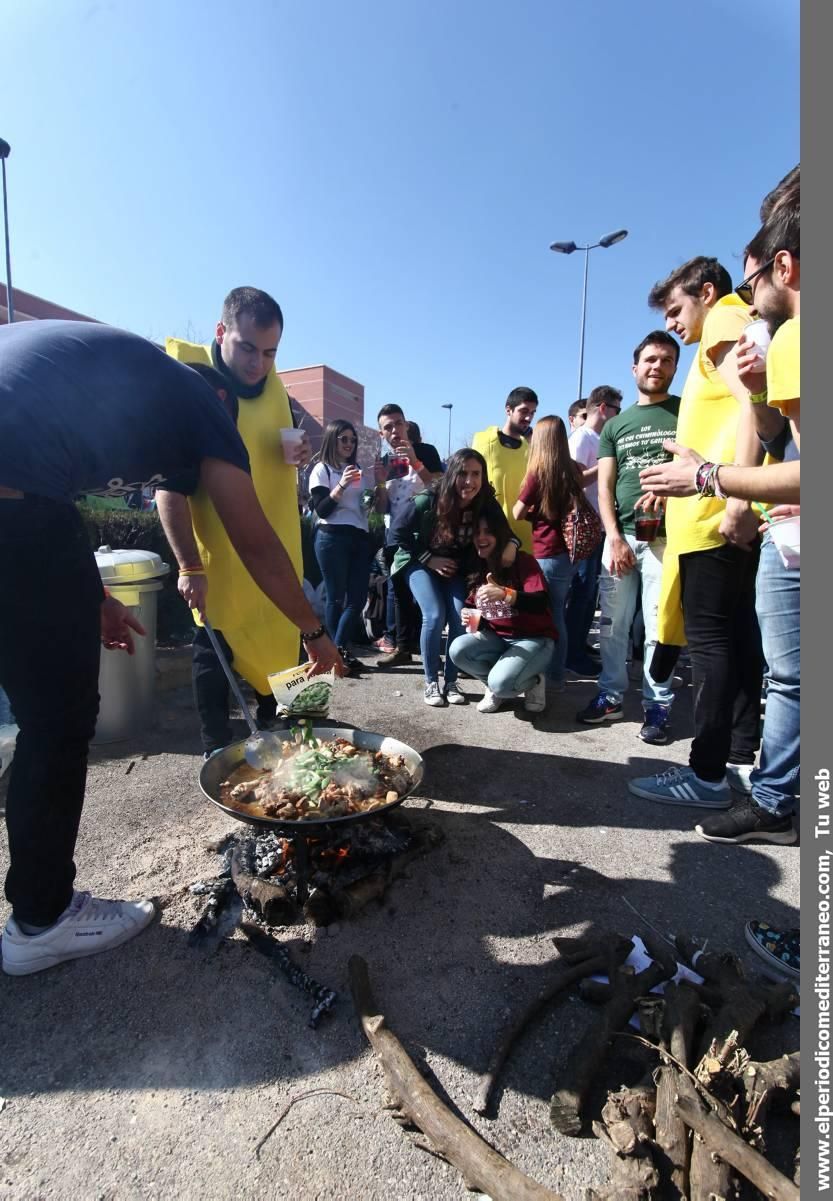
[0, 320, 250, 503]
[380, 440, 444, 476]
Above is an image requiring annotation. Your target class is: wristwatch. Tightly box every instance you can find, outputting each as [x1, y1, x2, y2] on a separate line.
[301, 624, 326, 644]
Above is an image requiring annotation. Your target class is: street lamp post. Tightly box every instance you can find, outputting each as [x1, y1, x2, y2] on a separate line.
[0, 138, 13, 324]
[441, 403, 453, 459]
[549, 228, 628, 399]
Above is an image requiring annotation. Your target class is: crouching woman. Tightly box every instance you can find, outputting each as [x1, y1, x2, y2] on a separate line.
[449, 505, 556, 713]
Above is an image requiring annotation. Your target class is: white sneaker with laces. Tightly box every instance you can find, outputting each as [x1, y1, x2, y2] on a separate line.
[1, 890, 155, 977]
[477, 688, 502, 713]
[423, 682, 445, 707]
[444, 683, 466, 705]
[524, 674, 547, 712]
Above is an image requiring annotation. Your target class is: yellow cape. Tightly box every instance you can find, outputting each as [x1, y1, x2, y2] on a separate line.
[165, 338, 303, 694]
[471, 426, 532, 550]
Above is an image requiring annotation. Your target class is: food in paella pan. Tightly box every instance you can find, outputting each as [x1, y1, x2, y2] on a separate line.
[219, 726, 413, 821]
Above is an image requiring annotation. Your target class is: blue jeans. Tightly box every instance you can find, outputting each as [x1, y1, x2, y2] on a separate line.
[536, 554, 577, 685]
[597, 534, 674, 708]
[314, 526, 372, 648]
[404, 564, 466, 685]
[751, 537, 800, 817]
[449, 629, 554, 697]
[565, 543, 602, 666]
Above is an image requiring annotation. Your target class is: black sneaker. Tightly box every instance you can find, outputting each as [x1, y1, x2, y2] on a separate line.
[639, 704, 671, 745]
[695, 799, 797, 845]
[337, 646, 365, 676]
[576, 692, 623, 724]
[566, 657, 601, 679]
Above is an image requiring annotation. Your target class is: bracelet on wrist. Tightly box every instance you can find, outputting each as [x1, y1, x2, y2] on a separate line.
[749, 390, 769, 406]
[713, 465, 729, 501]
[413, 460, 425, 472]
[504, 587, 518, 606]
[178, 567, 206, 577]
[301, 624, 326, 644]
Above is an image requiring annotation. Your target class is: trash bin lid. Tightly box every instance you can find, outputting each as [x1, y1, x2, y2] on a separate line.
[95, 545, 170, 584]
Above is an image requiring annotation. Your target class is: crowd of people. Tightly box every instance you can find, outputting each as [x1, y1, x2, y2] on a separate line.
[0, 163, 799, 983]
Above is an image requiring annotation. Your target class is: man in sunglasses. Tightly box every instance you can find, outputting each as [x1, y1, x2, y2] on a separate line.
[628, 256, 764, 810]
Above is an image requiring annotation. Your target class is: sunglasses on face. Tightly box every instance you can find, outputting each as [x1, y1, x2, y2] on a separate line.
[338, 434, 357, 444]
[735, 257, 776, 306]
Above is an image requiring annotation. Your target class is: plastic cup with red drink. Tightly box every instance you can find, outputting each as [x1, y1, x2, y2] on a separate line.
[635, 514, 662, 542]
[461, 608, 482, 633]
[389, 455, 410, 479]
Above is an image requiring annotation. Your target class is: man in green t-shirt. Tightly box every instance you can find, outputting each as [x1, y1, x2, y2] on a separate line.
[576, 331, 680, 744]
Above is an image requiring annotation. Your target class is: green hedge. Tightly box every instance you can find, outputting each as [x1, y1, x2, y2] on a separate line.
[76, 503, 193, 645]
[77, 503, 388, 645]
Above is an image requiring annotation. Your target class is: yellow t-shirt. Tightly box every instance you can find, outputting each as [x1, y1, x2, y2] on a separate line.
[657, 294, 751, 645]
[767, 316, 800, 416]
[471, 426, 532, 550]
[664, 293, 752, 556]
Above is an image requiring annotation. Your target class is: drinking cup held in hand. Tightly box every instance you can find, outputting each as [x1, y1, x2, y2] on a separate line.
[461, 607, 482, 633]
[742, 319, 772, 367]
[634, 514, 661, 543]
[390, 455, 410, 479]
[280, 428, 305, 465]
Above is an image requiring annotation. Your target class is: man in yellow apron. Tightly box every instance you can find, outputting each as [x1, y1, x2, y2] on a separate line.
[156, 287, 310, 756]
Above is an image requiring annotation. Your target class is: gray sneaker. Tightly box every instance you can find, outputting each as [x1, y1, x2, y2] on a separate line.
[444, 683, 467, 705]
[423, 682, 445, 707]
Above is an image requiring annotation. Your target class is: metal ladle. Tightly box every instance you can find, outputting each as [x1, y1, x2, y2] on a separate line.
[202, 621, 285, 771]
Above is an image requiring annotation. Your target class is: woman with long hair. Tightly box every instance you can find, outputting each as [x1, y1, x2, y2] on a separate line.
[308, 419, 384, 672]
[449, 505, 556, 713]
[513, 415, 586, 689]
[390, 448, 507, 706]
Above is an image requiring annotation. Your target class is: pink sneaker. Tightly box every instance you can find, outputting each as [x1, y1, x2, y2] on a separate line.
[373, 637, 396, 654]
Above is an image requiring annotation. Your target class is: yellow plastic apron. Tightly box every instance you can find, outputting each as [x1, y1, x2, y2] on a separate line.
[165, 338, 303, 694]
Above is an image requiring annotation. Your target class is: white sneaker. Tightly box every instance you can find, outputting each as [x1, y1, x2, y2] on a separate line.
[477, 688, 502, 713]
[423, 682, 445, 707]
[444, 683, 466, 705]
[524, 674, 547, 712]
[1, 890, 155, 976]
[726, 764, 755, 794]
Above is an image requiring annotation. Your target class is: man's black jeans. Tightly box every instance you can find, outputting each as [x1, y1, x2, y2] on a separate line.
[679, 542, 764, 782]
[0, 496, 102, 926]
[192, 627, 277, 755]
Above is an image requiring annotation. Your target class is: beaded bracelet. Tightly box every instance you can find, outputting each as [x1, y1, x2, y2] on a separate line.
[713, 466, 729, 501]
[695, 461, 716, 496]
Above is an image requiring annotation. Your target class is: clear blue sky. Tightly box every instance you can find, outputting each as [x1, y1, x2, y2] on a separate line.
[5, 0, 798, 452]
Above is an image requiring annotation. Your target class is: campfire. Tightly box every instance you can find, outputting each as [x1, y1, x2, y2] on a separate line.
[192, 810, 443, 930]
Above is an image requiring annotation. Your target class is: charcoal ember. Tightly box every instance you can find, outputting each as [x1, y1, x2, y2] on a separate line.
[241, 921, 337, 1028]
[188, 878, 235, 945]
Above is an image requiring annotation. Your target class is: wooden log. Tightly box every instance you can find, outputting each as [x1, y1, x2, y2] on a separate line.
[586, 1088, 660, 1200]
[550, 946, 676, 1136]
[230, 845, 294, 926]
[349, 955, 564, 1201]
[674, 1091, 800, 1201]
[473, 938, 634, 1116]
[743, 1051, 800, 1149]
[653, 981, 700, 1199]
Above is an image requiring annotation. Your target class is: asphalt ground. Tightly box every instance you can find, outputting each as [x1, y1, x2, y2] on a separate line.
[0, 645, 799, 1199]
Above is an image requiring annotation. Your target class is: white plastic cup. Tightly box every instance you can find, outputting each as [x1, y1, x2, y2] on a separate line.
[742, 319, 772, 367]
[768, 515, 800, 569]
[280, 427, 305, 465]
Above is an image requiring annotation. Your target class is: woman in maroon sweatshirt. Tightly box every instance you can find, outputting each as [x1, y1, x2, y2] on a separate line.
[448, 504, 556, 714]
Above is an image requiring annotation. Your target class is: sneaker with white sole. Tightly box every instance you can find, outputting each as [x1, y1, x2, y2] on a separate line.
[1, 890, 155, 977]
[695, 798, 797, 845]
[477, 688, 502, 713]
[576, 692, 623, 724]
[726, 763, 755, 794]
[444, 683, 467, 705]
[423, 682, 445, 707]
[524, 675, 547, 712]
[627, 765, 731, 808]
[744, 920, 800, 981]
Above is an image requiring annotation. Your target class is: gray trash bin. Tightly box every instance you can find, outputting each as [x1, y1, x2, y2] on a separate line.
[93, 545, 170, 744]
